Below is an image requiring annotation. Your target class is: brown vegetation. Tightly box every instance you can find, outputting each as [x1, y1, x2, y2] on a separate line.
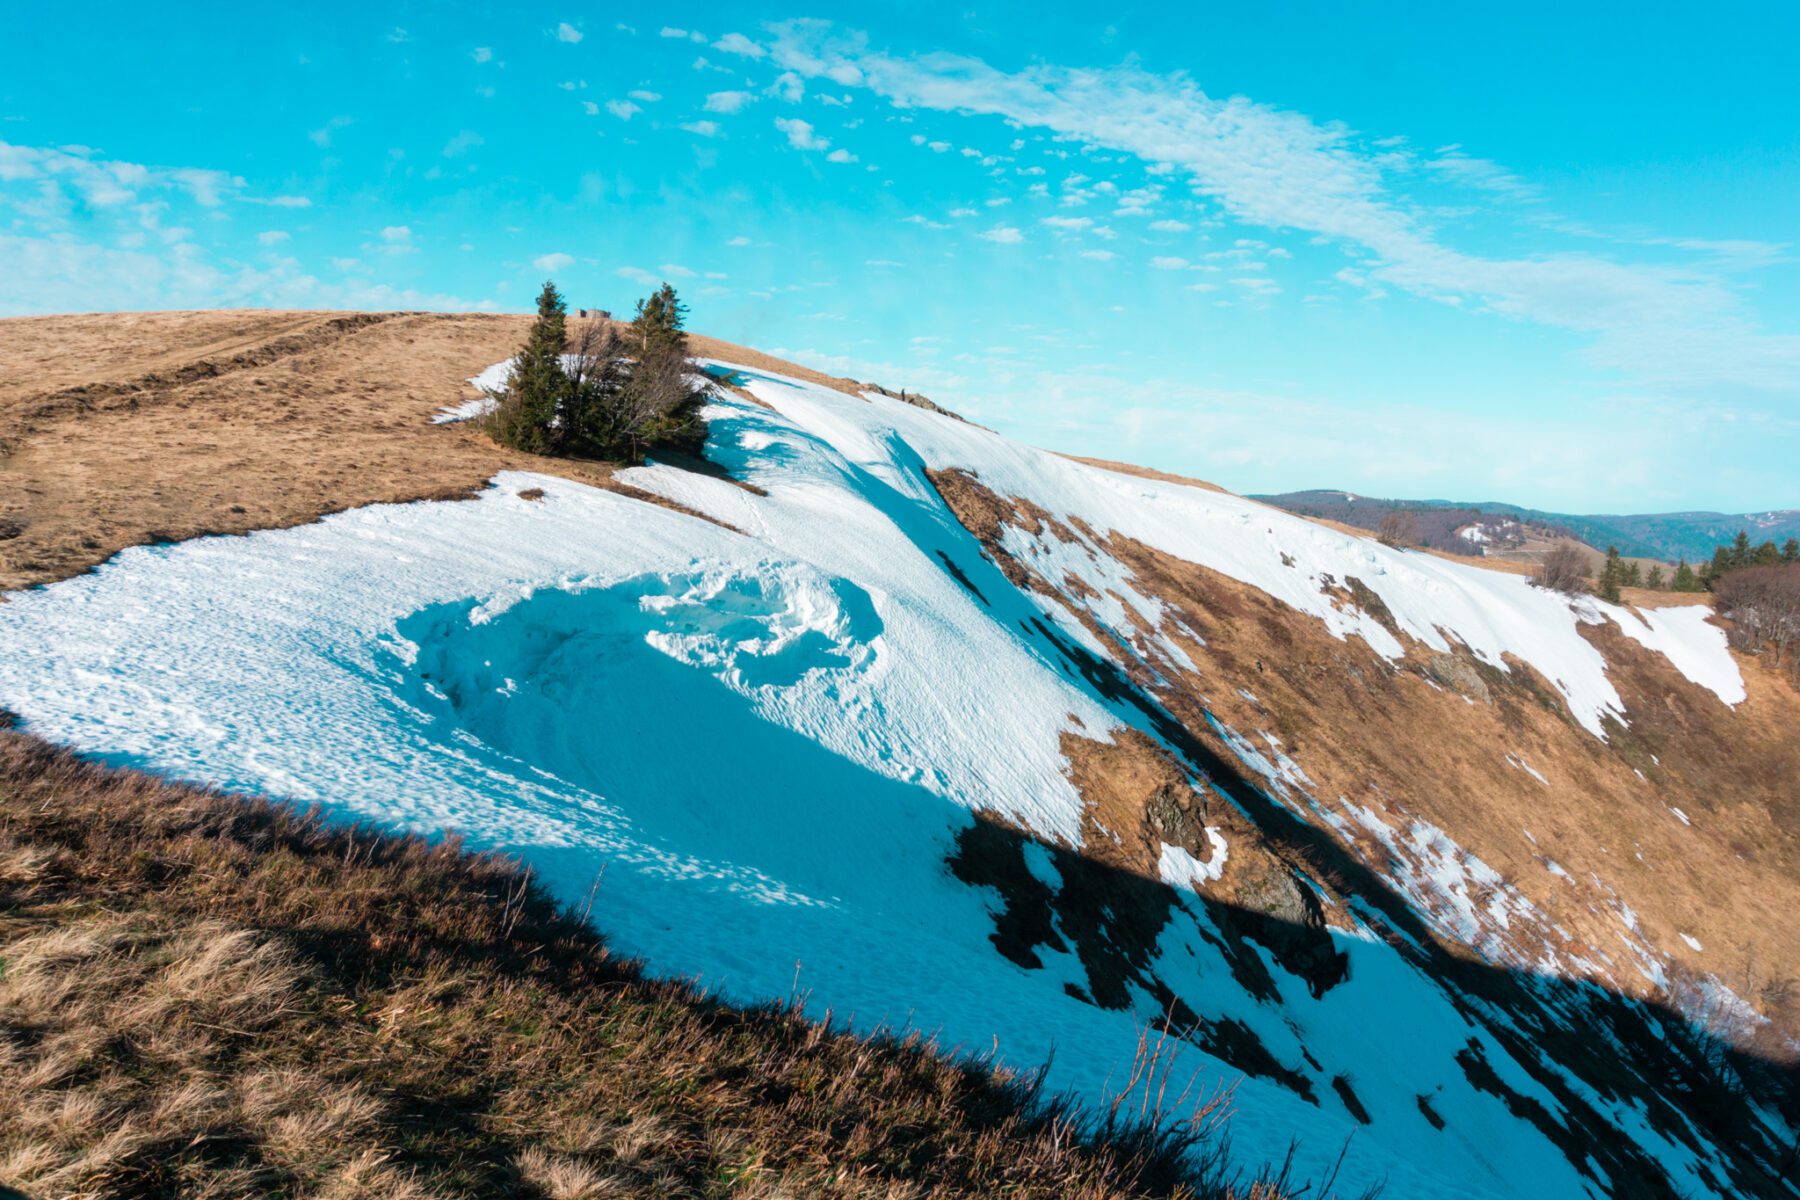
[0, 312, 866, 592]
[1530, 542, 1590, 594]
[926, 467, 1800, 1056]
[1714, 563, 1800, 675]
[0, 727, 1281, 1200]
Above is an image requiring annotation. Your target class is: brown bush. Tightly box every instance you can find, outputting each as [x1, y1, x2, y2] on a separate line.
[1531, 542, 1590, 595]
[1714, 563, 1800, 671]
[1376, 510, 1418, 548]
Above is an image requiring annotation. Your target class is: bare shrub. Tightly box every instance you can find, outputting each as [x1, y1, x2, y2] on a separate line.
[1531, 542, 1591, 595]
[1714, 563, 1800, 671]
[1376, 510, 1418, 548]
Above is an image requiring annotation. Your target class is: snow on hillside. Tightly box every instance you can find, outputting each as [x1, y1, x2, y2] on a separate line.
[0, 358, 1764, 1197]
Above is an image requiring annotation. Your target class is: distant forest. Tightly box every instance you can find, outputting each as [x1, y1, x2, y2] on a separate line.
[1253, 491, 1574, 558]
[1255, 489, 1800, 562]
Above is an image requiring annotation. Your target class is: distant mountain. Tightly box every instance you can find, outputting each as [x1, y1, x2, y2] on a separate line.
[1255, 488, 1800, 562]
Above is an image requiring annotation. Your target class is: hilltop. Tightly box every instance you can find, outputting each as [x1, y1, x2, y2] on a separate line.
[2, 311, 1797, 1198]
[1256, 487, 1800, 564]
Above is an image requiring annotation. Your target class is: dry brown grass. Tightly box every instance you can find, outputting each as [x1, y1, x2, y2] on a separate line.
[0, 727, 1278, 1200]
[0, 311, 879, 592]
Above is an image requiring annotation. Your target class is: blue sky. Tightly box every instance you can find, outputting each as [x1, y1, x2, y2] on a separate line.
[4, 2, 1797, 513]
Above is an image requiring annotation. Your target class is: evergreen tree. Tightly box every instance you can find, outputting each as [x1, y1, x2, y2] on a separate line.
[1701, 545, 1732, 590]
[1672, 559, 1698, 592]
[1598, 545, 1624, 603]
[631, 282, 688, 353]
[1624, 561, 1643, 588]
[1731, 529, 1753, 569]
[1784, 537, 1800, 564]
[1646, 564, 1665, 590]
[485, 281, 571, 454]
[1754, 539, 1781, 567]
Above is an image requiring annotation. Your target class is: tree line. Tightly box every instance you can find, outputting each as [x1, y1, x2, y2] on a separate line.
[483, 279, 711, 464]
[1530, 531, 1800, 681]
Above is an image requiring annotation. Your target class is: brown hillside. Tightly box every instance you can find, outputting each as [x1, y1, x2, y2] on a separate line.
[929, 465, 1800, 1057]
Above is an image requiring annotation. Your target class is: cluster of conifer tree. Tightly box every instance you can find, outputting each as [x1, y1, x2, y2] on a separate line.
[1586, 531, 1799, 599]
[483, 279, 710, 464]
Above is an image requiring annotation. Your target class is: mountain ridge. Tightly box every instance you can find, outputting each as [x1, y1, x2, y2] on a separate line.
[1256, 487, 1800, 562]
[2, 311, 1796, 1198]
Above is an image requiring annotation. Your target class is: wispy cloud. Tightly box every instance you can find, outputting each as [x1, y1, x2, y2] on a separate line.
[442, 129, 483, 157]
[554, 22, 583, 44]
[774, 117, 829, 151]
[713, 32, 766, 59]
[704, 90, 754, 114]
[759, 21, 1800, 398]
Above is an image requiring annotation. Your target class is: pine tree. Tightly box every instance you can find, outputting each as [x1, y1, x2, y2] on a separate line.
[1624, 561, 1642, 588]
[1730, 529, 1753, 569]
[631, 282, 688, 354]
[1672, 559, 1698, 592]
[1646, 564, 1665, 590]
[485, 281, 571, 454]
[1702, 545, 1732, 590]
[1754, 539, 1781, 567]
[1598, 545, 1624, 603]
[1784, 537, 1800, 564]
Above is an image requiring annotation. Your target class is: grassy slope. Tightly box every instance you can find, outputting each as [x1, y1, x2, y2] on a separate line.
[0, 727, 1276, 1200]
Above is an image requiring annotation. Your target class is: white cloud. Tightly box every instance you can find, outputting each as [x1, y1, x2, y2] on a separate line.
[628, 90, 662, 102]
[533, 251, 575, 272]
[442, 129, 483, 157]
[1148, 219, 1191, 232]
[682, 120, 722, 137]
[759, 21, 1800, 398]
[727, 235, 752, 246]
[582, 101, 600, 116]
[380, 225, 411, 243]
[979, 225, 1024, 244]
[606, 100, 641, 120]
[472, 47, 493, 63]
[704, 90, 754, 114]
[308, 116, 353, 149]
[1150, 256, 1189, 270]
[554, 22, 583, 43]
[826, 148, 858, 164]
[257, 230, 290, 246]
[1041, 216, 1092, 231]
[713, 32, 766, 58]
[1080, 248, 1116, 261]
[769, 71, 804, 102]
[658, 263, 696, 278]
[903, 215, 949, 229]
[774, 117, 828, 151]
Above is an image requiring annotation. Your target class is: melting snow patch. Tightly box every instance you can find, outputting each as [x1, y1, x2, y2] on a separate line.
[1606, 604, 1745, 708]
[1681, 933, 1703, 952]
[1670, 807, 1692, 826]
[1158, 831, 1229, 889]
[1505, 753, 1550, 787]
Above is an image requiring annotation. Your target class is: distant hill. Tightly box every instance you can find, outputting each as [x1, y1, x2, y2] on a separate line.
[1255, 488, 1800, 562]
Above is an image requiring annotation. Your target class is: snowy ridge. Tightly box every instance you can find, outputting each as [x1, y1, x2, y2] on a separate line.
[0, 357, 1776, 1198]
